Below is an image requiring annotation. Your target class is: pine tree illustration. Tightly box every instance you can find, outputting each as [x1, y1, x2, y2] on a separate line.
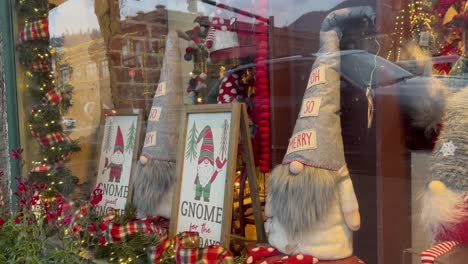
[185, 122, 199, 161]
[219, 119, 229, 160]
[125, 121, 136, 153]
[104, 118, 114, 153]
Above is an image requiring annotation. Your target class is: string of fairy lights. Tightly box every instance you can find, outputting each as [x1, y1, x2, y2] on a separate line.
[387, 0, 465, 62]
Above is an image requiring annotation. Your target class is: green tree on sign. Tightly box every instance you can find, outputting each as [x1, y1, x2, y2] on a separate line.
[185, 122, 199, 162]
[219, 119, 229, 160]
[125, 121, 136, 153]
[103, 118, 114, 153]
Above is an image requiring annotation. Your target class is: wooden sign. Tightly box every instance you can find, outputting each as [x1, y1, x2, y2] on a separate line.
[95, 109, 142, 216]
[171, 103, 266, 248]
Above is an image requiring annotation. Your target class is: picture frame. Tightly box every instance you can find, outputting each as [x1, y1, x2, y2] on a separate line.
[94, 109, 143, 216]
[170, 103, 266, 248]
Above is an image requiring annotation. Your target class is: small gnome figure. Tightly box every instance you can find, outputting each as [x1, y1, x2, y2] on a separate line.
[420, 88, 468, 263]
[265, 7, 376, 261]
[194, 125, 227, 202]
[102, 126, 125, 183]
[132, 31, 183, 218]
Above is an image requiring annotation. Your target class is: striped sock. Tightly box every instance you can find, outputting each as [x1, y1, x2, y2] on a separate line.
[420, 241, 459, 264]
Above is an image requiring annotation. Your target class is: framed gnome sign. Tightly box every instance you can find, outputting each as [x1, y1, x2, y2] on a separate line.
[171, 103, 266, 248]
[94, 109, 142, 216]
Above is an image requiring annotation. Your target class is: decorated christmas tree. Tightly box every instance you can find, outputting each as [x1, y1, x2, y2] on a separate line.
[17, 0, 80, 197]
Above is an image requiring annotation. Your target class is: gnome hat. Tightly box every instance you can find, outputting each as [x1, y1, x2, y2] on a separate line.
[139, 31, 183, 162]
[114, 126, 124, 154]
[197, 126, 214, 165]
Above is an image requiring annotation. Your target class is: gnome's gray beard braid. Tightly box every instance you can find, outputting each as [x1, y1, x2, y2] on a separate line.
[132, 159, 176, 216]
[268, 165, 339, 236]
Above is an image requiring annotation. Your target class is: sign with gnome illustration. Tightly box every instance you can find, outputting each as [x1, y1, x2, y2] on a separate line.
[95, 113, 141, 216]
[175, 112, 231, 247]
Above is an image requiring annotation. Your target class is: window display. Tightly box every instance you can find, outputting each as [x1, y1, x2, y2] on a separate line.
[0, 0, 466, 263]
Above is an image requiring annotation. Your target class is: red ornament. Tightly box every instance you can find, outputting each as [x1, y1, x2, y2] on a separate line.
[185, 46, 194, 54]
[88, 224, 96, 232]
[193, 26, 201, 34]
[99, 222, 107, 231]
[99, 235, 107, 245]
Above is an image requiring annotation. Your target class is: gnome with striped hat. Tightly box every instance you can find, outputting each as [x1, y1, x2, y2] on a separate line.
[194, 125, 227, 202]
[102, 126, 124, 183]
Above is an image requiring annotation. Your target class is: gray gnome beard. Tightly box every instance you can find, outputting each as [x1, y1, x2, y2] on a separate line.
[132, 159, 176, 217]
[428, 87, 468, 192]
[421, 87, 468, 241]
[268, 164, 339, 236]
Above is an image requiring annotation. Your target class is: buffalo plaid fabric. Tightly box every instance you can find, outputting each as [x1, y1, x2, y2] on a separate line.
[42, 88, 62, 106]
[150, 232, 233, 264]
[30, 60, 50, 72]
[19, 18, 49, 43]
[420, 241, 459, 264]
[104, 220, 164, 243]
[177, 244, 234, 264]
[245, 246, 318, 264]
[32, 131, 68, 148]
[30, 160, 63, 173]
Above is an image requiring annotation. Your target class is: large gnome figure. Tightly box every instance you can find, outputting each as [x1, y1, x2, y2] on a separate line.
[265, 7, 376, 260]
[418, 3, 468, 262]
[132, 31, 183, 218]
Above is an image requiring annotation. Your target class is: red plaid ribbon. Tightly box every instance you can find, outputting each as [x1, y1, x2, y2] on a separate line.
[30, 160, 64, 173]
[104, 219, 165, 243]
[420, 241, 459, 264]
[19, 18, 49, 43]
[30, 60, 50, 72]
[31, 130, 68, 148]
[42, 88, 62, 106]
[150, 232, 233, 264]
[245, 246, 318, 264]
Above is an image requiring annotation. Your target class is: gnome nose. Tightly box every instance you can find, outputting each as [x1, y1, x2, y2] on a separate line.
[289, 161, 304, 175]
[428, 180, 448, 195]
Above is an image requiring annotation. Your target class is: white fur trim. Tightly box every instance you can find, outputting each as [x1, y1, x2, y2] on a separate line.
[420, 182, 468, 241]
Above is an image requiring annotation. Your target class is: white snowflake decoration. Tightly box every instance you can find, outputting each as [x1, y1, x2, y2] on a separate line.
[440, 141, 457, 156]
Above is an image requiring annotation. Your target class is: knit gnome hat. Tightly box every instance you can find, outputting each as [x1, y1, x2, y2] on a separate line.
[205, 1, 239, 55]
[132, 31, 183, 218]
[197, 126, 214, 165]
[428, 88, 468, 191]
[113, 126, 124, 154]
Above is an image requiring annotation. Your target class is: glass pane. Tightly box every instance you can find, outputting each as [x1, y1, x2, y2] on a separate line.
[12, 0, 467, 263]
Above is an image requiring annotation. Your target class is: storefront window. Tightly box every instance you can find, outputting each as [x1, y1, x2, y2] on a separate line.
[4, 0, 467, 263]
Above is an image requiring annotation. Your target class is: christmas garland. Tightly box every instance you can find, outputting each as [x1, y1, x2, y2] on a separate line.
[17, 0, 80, 197]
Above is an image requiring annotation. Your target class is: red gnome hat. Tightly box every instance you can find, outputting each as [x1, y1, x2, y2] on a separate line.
[114, 126, 124, 154]
[197, 126, 214, 165]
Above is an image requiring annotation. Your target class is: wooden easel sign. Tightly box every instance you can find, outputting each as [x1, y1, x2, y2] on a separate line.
[171, 103, 266, 248]
[95, 109, 143, 216]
